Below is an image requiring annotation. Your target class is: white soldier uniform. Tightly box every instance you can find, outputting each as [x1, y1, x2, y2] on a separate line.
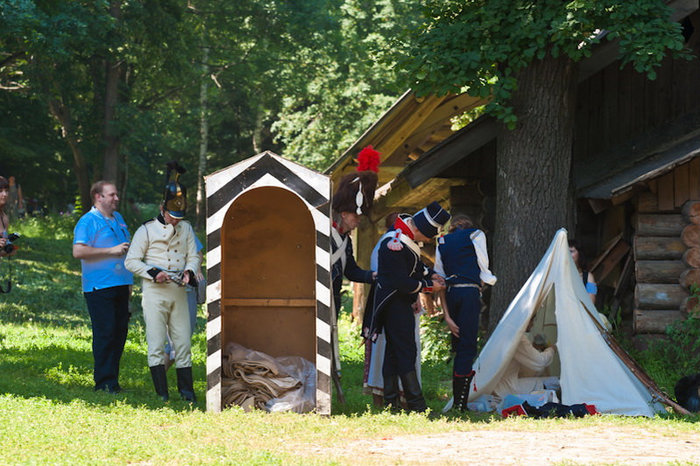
[125, 215, 200, 368]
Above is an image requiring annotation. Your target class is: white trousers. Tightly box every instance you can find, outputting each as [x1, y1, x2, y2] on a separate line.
[142, 280, 191, 368]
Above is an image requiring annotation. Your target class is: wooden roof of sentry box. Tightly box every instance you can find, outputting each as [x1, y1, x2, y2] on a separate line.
[327, 0, 698, 218]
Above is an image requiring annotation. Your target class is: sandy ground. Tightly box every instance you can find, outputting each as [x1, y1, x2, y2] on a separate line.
[302, 426, 700, 465]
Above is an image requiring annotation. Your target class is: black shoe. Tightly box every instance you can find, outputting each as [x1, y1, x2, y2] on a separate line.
[383, 374, 400, 412]
[399, 371, 427, 413]
[95, 384, 121, 394]
[108, 384, 122, 394]
[149, 365, 169, 402]
[176, 367, 196, 402]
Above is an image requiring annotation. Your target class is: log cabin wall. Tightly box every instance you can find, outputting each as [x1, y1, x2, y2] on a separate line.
[632, 158, 700, 334]
[573, 14, 700, 335]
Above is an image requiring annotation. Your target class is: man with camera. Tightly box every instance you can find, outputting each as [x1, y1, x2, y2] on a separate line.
[73, 181, 133, 394]
[0, 176, 17, 258]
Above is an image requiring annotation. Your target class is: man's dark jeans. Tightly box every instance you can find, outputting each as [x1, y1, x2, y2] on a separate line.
[84, 285, 130, 391]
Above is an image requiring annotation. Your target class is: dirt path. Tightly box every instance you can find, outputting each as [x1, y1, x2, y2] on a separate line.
[304, 426, 700, 464]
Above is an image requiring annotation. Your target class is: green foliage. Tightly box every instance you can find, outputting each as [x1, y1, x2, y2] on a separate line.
[631, 313, 700, 394]
[2, 0, 421, 208]
[419, 313, 452, 364]
[399, 0, 690, 126]
[271, 0, 423, 170]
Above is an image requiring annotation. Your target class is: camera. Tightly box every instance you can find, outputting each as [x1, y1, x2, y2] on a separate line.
[3, 233, 20, 254]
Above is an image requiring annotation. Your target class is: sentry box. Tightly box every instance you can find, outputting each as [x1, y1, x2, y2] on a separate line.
[204, 152, 332, 414]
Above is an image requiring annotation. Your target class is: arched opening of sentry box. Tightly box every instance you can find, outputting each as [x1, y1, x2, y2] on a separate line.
[220, 186, 316, 363]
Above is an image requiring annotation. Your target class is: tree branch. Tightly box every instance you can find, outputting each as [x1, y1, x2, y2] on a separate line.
[0, 51, 26, 69]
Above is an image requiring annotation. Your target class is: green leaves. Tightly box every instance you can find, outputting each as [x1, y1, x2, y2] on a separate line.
[397, 0, 689, 125]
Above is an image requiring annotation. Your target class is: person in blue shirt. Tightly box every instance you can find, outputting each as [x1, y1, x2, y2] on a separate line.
[568, 239, 597, 306]
[73, 181, 133, 393]
[434, 214, 497, 412]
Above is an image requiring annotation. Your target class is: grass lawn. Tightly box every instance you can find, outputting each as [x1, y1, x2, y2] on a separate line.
[1, 215, 699, 464]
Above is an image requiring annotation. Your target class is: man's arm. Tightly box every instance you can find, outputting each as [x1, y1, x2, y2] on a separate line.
[342, 236, 373, 284]
[124, 226, 160, 281]
[471, 229, 497, 285]
[73, 243, 129, 260]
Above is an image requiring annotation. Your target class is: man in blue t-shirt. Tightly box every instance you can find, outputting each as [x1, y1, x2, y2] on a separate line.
[73, 181, 133, 393]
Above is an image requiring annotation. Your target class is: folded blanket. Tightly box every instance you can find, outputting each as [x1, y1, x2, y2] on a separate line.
[221, 342, 303, 411]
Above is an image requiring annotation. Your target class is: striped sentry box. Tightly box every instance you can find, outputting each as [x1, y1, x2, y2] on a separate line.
[204, 152, 332, 415]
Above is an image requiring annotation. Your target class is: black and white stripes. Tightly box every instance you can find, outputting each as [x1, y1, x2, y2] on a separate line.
[204, 152, 332, 414]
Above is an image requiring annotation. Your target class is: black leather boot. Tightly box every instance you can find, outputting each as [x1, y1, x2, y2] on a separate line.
[453, 375, 468, 412]
[383, 374, 400, 411]
[399, 371, 427, 412]
[176, 366, 196, 402]
[149, 365, 169, 402]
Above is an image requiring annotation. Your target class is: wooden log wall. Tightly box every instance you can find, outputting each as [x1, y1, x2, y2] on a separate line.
[633, 158, 700, 333]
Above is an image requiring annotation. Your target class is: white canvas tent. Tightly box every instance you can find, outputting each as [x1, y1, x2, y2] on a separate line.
[467, 229, 680, 417]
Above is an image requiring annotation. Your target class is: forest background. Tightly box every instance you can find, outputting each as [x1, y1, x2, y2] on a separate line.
[0, 0, 420, 225]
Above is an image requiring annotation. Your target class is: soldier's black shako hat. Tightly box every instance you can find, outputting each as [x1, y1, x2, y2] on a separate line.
[332, 145, 380, 216]
[413, 201, 450, 238]
[163, 161, 187, 219]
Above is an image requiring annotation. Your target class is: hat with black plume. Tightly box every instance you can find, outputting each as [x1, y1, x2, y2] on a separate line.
[332, 145, 380, 216]
[162, 161, 187, 219]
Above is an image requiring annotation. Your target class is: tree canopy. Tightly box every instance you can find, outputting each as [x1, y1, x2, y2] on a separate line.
[1, 0, 418, 217]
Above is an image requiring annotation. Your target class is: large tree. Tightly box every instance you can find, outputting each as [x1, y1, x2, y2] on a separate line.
[400, 0, 689, 329]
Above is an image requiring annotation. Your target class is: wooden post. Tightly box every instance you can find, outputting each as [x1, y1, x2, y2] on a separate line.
[681, 224, 700, 247]
[351, 218, 380, 323]
[681, 200, 700, 225]
[681, 247, 700, 268]
[680, 269, 700, 290]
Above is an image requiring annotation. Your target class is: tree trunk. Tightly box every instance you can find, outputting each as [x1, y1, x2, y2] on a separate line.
[196, 46, 209, 229]
[489, 53, 577, 331]
[102, 0, 123, 184]
[49, 98, 91, 210]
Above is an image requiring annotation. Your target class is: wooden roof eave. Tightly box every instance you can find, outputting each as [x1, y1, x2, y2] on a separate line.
[325, 90, 446, 183]
[326, 91, 488, 185]
[369, 174, 464, 222]
[576, 110, 700, 199]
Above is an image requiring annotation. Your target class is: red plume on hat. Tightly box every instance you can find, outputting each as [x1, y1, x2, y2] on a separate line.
[356, 145, 380, 173]
[332, 145, 381, 216]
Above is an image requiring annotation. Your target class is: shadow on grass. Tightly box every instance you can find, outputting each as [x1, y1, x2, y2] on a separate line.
[0, 339, 208, 411]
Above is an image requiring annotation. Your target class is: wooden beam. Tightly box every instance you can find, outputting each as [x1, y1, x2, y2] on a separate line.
[635, 283, 688, 309]
[634, 309, 684, 333]
[635, 214, 684, 236]
[370, 176, 463, 221]
[634, 236, 686, 260]
[403, 116, 500, 188]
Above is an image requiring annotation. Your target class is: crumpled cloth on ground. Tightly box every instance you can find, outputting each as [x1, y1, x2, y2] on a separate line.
[502, 401, 598, 418]
[221, 342, 315, 413]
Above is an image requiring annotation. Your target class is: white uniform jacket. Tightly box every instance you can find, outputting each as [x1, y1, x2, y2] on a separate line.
[125, 215, 201, 281]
